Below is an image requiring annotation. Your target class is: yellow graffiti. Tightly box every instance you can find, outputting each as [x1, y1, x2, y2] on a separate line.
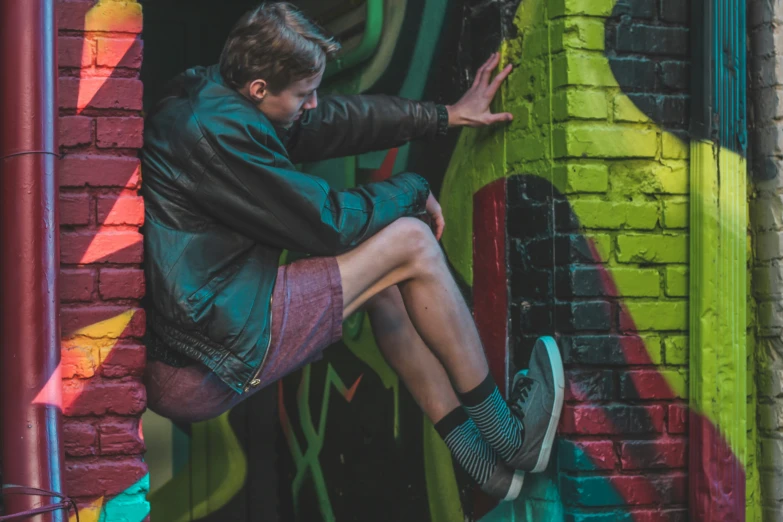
[69, 496, 104, 522]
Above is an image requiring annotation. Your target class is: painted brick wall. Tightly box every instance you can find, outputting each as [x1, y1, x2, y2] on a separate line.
[503, 0, 690, 519]
[57, 1, 149, 519]
[749, 1, 783, 519]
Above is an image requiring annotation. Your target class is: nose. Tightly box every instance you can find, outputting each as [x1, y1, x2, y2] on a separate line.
[303, 91, 318, 110]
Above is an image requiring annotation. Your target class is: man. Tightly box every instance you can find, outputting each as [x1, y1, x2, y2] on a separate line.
[142, 2, 564, 502]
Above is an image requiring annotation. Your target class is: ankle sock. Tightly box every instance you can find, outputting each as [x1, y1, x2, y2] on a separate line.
[434, 407, 499, 486]
[459, 373, 524, 462]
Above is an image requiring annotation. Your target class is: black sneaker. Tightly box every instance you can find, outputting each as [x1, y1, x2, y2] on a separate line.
[506, 336, 564, 473]
[482, 466, 525, 501]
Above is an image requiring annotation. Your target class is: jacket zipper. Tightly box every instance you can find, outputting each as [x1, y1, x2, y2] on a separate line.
[244, 294, 274, 392]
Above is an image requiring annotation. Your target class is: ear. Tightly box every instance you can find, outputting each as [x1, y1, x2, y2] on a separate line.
[247, 79, 268, 102]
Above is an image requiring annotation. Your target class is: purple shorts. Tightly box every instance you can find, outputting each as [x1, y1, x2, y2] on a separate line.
[144, 256, 344, 423]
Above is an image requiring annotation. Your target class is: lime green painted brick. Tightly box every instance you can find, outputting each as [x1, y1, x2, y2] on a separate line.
[553, 164, 609, 193]
[507, 135, 549, 163]
[554, 125, 658, 158]
[509, 101, 532, 130]
[610, 161, 689, 195]
[551, 18, 606, 51]
[533, 98, 552, 126]
[616, 234, 688, 263]
[548, 0, 615, 18]
[554, 89, 608, 121]
[613, 95, 650, 123]
[664, 335, 689, 365]
[665, 266, 688, 297]
[572, 200, 659, 229]
[641, 335, 663, 364]
[660, 369, 689, 397]
[662, 198, 688, 228]
[612, 267, 661, 296]
[662, 132, 689, 159]
[587, 233, 611, 262]
[624, 301, 688, 330]
[552, 52, 616, 87]
[509, 61, 547, 100]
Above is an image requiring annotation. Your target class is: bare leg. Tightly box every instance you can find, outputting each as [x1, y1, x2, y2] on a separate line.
[364, 285, 459, 424]
[337, 217, 488, 393]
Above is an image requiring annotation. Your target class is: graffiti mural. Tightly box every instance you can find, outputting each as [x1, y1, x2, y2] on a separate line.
[134, 0, 754, 521]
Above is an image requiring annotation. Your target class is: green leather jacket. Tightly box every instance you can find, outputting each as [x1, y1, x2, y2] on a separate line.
[141, 65, 447, 393]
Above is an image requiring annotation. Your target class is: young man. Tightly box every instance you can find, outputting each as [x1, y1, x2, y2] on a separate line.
[142, 2, 564, 501]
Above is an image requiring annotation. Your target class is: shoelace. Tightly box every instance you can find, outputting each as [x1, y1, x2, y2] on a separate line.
[509, 376, 535, 418]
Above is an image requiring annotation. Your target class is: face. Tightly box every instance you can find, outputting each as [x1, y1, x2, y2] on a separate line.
[243, 68, 323, 127]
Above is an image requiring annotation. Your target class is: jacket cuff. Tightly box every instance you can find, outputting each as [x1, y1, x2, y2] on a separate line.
[435, 104, 449, 137]
[407, 173, 431, 214]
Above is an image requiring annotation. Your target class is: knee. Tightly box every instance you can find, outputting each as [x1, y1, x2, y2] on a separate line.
[387, 217, 443, 270]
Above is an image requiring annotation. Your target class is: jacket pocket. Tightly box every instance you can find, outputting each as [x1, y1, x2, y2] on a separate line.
[186, 261, 244, 316]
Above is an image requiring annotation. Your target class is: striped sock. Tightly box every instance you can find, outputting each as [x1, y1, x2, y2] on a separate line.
[434, 407, 498, 487]
[459, 373, 524, 462]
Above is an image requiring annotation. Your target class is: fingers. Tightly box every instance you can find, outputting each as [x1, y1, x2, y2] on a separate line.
[434, 213, 445, 241]
[473, 52, 499, 89]
[486, 112, 513, 124]
[488, 63, 513, 96]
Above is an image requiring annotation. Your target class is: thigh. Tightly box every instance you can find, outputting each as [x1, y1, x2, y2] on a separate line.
[337, 217, 437, 317]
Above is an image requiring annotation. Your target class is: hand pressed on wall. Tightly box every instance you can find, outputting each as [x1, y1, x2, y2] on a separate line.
[446, 52, 513, 128]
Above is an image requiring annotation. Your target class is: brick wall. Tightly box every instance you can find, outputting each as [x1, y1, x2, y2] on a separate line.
[749, 1, 783, 519]
[57, 1, 148, 519]
[503, 0, 690, 518]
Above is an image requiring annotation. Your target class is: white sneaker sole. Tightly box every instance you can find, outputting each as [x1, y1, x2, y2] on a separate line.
[503, 470, 525, 502]
[514, 336, 565, 474]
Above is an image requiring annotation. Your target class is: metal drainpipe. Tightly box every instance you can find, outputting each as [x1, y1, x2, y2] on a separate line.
[0, 0, 65, 521]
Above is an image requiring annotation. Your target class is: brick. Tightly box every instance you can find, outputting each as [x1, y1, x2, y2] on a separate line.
[60, 229, 142, 264]
[60, 155, 140, 188]
[63, 378, 146, 416]
[60, 268, 95, 302]
[553, 52, 617, 87]
[558, 266, 659, 297]
[622, 94, 688, 127]
[97, 195, 144, 226]
[506, 134, 549, 163]
[99, 268, 145, 300]
[548, 0, 615, 17]
[552, 18, 606, 51]
[559, 440, 617, 471]
[560, 473, 686, 507]
[58, 36, 94, 69]
[665, 266, 688, 296]
[58, 1, 93, 31]
[83, 1, 143, 33]
[608, 57, 658, 92]
[757, 231, 783, 261]
[612, 0, 655, 18]
[660, 0, 690, 22]
[617, 234, 688, 263]
[571, 200, 658, 229]
[96, 117, 144, 149]
[614, 160, 688, 194]
[554, 89, 608, 120]
[526, 234, 609, 266]
[99, 417, 145, 455]
[621, 301, 688, 330]
[662, 198, 688, 228]
[59, 193, 91, 226]
[566, 369, 615, 401]
[613, 95, 650, 123]
[664, 336, 688, 365]
[554, 164, 609, 193]
[557, 300, 613, 331]
[615, 25, 688, 56]
[60, 116, 93, 147]
[668, 403, 688, 433]
[63, 419, 98, 457]
[619, 369, 687, 399]
[61, 305, 145, 338]
[661, 61, 690, 91]
[64, 458, 147, 498]
[563, 335, 662, 365]
[59, 78, 143, 111]
[554, 125, 658, 158]
[100, 342, 146, 378]
[560, 404, 665, 435]
[97, 37, 143, 69]
[61, 341, 99, 379]
[507, 201, 552, 241]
